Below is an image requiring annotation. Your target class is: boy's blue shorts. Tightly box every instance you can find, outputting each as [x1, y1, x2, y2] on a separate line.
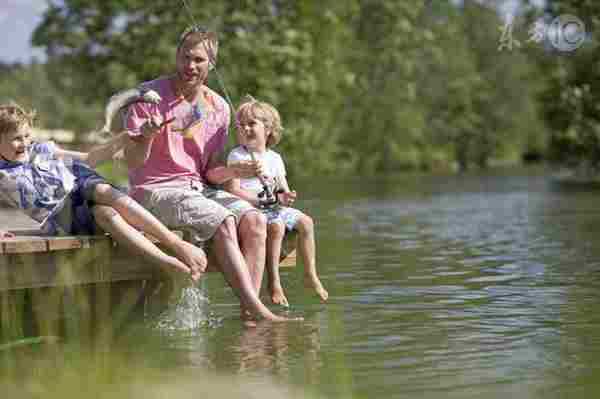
[53, 162, 124, 235]
[261, 206, 304, 231]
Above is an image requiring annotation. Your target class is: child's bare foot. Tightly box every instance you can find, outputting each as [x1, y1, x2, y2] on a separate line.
[270, 286, 289, 307]
[305, 276, 329, 302]
[162, 255, 194, 279]
[171, 240, 207, 282]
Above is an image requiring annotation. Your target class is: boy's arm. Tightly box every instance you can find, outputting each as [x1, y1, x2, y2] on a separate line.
[276, 174, 291, 192]
[53, 131, 129, 168]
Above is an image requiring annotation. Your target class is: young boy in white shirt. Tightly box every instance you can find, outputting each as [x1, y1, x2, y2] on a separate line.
[226, 96, 328, 306]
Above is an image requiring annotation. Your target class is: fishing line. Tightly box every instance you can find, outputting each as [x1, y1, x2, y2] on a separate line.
[180, 0, 236, 114]
[179, 0, 278, 208]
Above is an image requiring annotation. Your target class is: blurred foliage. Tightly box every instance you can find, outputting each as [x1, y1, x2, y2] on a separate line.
[527, 0, 600, 170]
[0, 0, 558, 176]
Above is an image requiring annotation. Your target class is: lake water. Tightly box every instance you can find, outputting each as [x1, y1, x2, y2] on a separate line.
[3, 167, 600, 398]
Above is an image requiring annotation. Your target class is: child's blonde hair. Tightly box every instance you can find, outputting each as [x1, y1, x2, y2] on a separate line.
[0, 103, 36, 137]
[236, 95, 283, 147]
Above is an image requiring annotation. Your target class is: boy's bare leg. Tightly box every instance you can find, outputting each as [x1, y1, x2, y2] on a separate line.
[91, 205, 196, 279]
[237, 211, 267, 294]
[296, 215, 328, 302]
[212, 217, 299, 322]
[92, 184, 206, 280]
[266, 222, 288, 306]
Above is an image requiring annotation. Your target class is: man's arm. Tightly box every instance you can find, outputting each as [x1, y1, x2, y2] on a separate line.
[206, 150, 265, 185]
[124, 133, 155, 170]
[123, 115, 174, 169]
[223, 178, 260, 207]
[205, 150, 237, 184]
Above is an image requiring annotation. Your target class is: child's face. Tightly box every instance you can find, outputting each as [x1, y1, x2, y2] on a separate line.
[0, 125, 31, 162]
[236, 115, 269, 152]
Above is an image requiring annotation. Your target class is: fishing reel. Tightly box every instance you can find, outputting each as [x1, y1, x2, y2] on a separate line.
[257, 187, 285, 210]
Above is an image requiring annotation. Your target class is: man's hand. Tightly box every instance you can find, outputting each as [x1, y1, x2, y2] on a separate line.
[140, 116, 175, 139]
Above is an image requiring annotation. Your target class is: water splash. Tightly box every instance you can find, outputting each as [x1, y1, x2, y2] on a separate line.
[154, 286, 221, 333]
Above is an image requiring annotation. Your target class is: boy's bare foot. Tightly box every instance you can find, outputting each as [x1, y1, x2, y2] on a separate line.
[270, 285, 289, 307]
[162, 255, 194, 279]
[305, 276, 329, 302]
[170, 240, 207, 282]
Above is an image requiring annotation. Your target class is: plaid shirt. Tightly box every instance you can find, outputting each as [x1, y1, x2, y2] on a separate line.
[0, 142, 77, 234]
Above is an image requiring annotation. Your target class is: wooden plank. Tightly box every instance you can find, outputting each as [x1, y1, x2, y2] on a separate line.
[3, 237, 48, 254]
[46, 236, 98, 251]
[280, 250, 297, 268]
[4, 230, 180, 254]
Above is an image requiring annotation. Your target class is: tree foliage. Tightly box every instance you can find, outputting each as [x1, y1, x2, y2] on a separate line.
[532, 0, 600, 169]
[2, 0, 550, 176]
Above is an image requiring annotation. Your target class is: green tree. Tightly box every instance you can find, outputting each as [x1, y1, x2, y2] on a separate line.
[535, 0, 600, 170]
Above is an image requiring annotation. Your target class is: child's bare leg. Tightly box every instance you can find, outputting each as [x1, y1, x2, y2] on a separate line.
[296, 215, 328, 302]
[212, 217, 299, 322]
[266, 222, 288, 306]
[92, 184, 206, 280]
[91, 205, 195, 279]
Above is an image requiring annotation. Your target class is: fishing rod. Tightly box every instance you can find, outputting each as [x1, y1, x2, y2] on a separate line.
[180, 0, 279, 210]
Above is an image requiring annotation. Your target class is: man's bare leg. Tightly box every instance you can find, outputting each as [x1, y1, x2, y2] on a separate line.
[91, 205, 196, 279]
[266, 222, 288, 306]
[237, 211, 267, 294]
[212, 217, 297, 322]
[92, 184, 206, 280]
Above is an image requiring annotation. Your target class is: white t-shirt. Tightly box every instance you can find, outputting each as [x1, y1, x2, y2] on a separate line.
[227, 146, 286, 195]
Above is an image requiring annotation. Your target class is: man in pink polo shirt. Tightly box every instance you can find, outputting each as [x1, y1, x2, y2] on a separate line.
[124, 26, 294, 322]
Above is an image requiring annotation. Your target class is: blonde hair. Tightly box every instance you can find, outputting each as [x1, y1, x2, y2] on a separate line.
[177, 25, 218, 69]
[0, 103, 36, 137]
[236, 95, 283, 147]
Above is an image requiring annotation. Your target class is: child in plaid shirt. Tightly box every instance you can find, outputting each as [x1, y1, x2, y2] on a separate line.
[0, 103, 206, 281]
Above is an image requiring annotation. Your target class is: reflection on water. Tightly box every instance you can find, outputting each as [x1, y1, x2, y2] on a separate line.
[4, 168, 600, 398]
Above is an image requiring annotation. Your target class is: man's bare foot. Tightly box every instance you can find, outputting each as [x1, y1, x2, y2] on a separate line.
[305, 276, 329, 302]
[241, 310, 258, 328]
[270, 285, 289, 307]
[244, 303, 302, 323]
[264, 313, 304, 322]
[171, 240, 207, 282]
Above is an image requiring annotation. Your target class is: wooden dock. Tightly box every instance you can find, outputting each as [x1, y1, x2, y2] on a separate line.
[0, 230, 297, 342]
[0, 230, 296, 292]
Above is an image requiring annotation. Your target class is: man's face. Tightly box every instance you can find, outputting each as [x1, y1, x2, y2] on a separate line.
[0, 125, 30, 162]
[175, 39, 212, 89]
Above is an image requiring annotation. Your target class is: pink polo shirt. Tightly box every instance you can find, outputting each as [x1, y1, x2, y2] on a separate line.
[125, 77, 230, 201]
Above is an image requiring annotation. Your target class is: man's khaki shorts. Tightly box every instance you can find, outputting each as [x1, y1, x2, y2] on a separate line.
[137, 183, 256, 246]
